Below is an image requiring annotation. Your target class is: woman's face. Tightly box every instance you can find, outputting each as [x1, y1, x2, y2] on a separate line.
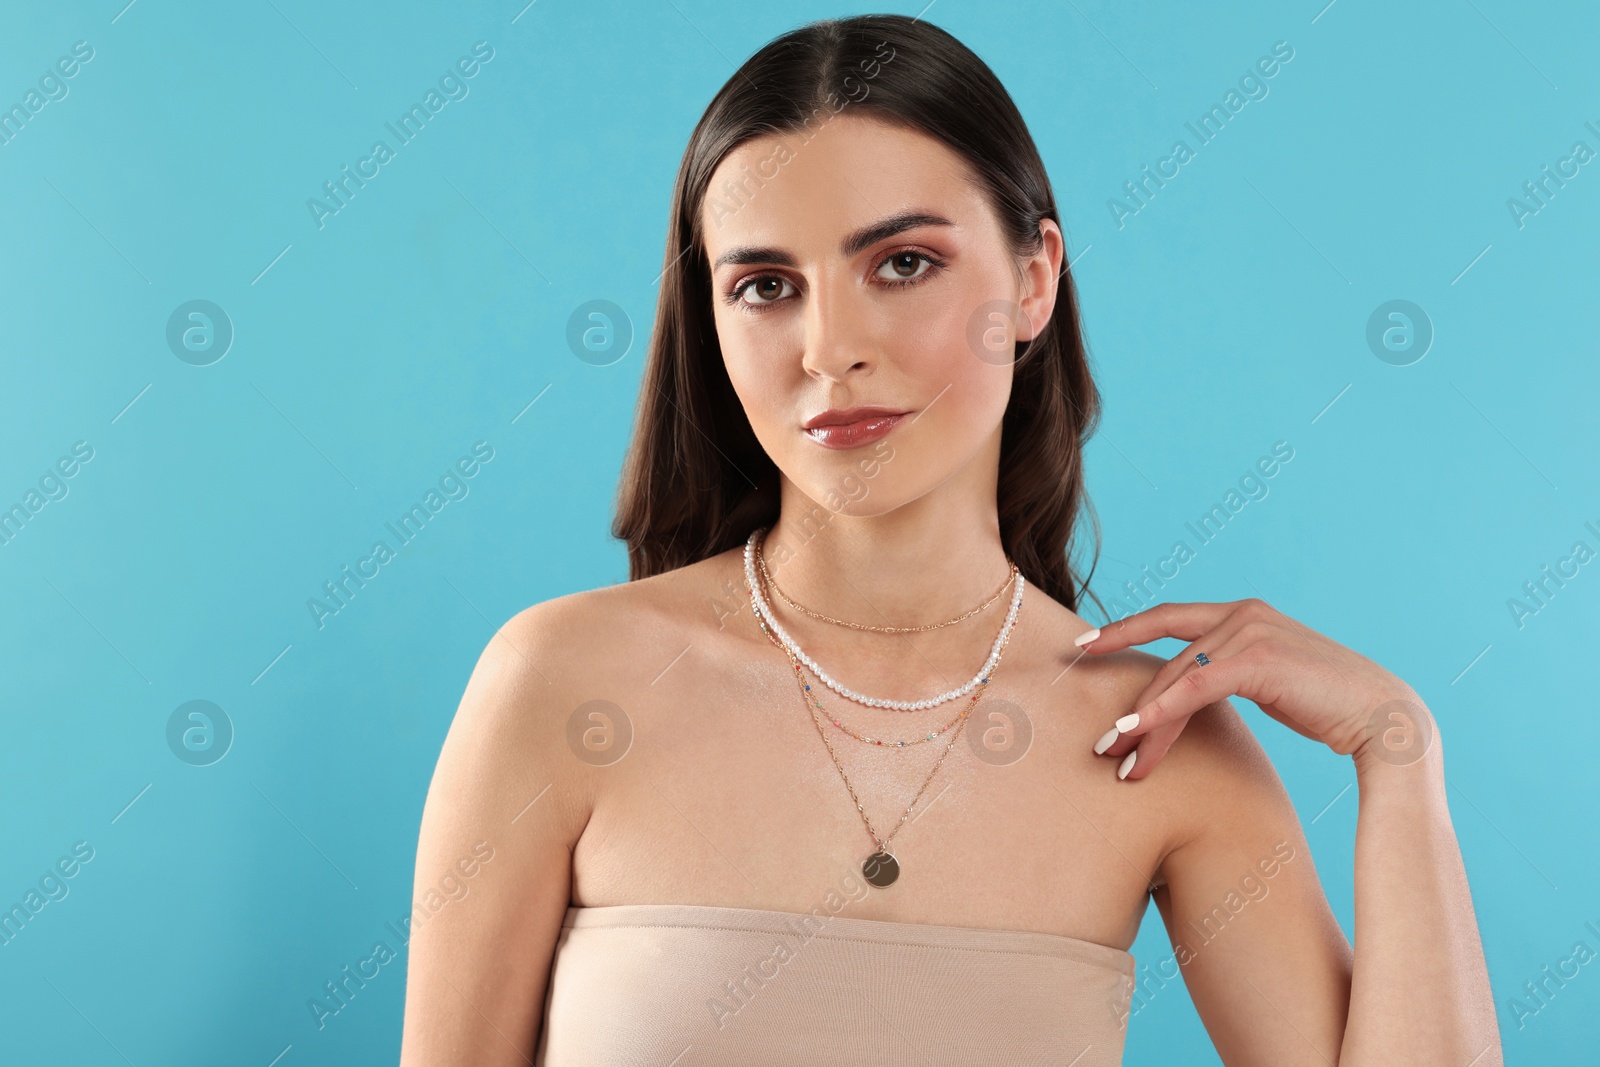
[699, 112, 1062, 519]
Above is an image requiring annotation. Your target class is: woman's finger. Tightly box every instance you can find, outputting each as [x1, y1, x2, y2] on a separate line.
[1116, 611, 1259, 729]
[1075, 599, 1250, 654]
[1091, 644, 1219, 759]
[1106, 628, 1262, 741]
[1111, 716, 1187, 782]
[1093, 626, 1246, 774]
[1089, 608, 1260, 762]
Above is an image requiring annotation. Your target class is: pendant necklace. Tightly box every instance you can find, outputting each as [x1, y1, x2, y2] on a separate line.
[747, 538, 1023, 888]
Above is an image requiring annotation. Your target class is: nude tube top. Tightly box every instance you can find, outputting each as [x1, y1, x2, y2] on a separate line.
[533, 903, 1138, 1066]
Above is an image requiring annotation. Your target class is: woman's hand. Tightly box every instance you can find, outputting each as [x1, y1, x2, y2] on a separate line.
[1075, 598, 1436, 780]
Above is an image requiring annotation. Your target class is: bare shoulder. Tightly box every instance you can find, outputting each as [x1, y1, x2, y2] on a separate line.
[1062, 644, 1290, 880]
[417, 554, 738, 870]
[402, 562, 736, 1062]
[502, 548, 742, 665]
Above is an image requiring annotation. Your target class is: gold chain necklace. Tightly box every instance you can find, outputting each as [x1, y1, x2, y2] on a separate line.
[751, 568, 1022, 888]
[757, 547, 1016, 634]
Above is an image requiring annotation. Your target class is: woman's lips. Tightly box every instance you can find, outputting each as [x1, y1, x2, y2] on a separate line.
[803, 413, 906, 449]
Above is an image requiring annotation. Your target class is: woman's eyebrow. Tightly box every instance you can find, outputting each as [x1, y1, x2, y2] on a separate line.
[711, 210, 955, 271]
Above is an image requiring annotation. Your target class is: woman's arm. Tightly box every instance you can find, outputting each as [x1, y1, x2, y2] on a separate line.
[1339, 722, 1498, 1063]
[399, 603, 595, 1066]
[1082, 599, 1502, 1064]
[1141, 700, 1355, 1065]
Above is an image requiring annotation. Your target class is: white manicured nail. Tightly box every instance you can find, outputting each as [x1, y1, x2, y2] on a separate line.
[1114, 712, 1140, 732]
[1073, 627, 1101, 647]
[1117, 750, 1138, 780]
[1093, 727, 1119, 754]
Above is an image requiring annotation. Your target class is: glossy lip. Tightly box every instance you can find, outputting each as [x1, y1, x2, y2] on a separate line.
[802, 406, 911, 450]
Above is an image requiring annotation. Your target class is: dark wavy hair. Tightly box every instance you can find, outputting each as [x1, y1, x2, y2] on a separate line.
[612, 13, 1105, 616]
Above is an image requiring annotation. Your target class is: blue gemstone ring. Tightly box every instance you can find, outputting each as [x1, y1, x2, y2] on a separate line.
[1194, 652, 1212, 667]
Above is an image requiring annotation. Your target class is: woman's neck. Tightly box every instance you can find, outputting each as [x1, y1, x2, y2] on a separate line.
[762, 499, 1012, 631]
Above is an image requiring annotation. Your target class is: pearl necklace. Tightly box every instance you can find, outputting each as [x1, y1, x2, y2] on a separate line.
[743, 527, 1025, 712]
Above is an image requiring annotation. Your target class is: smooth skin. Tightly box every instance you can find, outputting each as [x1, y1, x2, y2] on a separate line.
[399, 112, 1499, 1065]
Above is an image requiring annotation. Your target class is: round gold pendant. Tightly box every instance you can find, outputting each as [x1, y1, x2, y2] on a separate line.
[864, 850, 900, 887]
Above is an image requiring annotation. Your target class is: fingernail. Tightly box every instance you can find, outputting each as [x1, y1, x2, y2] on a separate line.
[1114, 712, 1140, 732]
[1117, 750, 1137, 780]
[1093, 727, 1119, 755]
[1073, 627, 1101, 648]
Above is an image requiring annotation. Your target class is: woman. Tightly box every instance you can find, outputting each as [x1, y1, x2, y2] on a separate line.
[400, 14, 1499, 1065]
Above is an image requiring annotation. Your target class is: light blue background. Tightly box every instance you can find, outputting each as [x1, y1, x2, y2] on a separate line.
[2, 0, 1595, 1063]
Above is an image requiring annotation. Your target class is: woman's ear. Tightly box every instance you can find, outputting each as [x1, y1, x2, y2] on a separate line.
[1016, 217, 1065, 342]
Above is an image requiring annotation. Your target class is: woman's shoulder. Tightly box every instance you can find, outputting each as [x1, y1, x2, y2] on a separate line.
[438, 550, 743, 796]
[1046, 630, 1288, 882]
[495, 547, 747, 680]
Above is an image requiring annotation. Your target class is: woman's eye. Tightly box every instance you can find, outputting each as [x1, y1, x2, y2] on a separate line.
[733, 275, 795, 308]
[877, 251, 936, 284]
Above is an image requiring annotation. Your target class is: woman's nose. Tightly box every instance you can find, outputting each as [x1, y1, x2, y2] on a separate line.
[799, 278, 877, 381]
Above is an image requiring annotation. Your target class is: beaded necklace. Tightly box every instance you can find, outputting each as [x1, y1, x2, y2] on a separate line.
[744, 527, 1024, 711]
[752, 555, 1019, 747]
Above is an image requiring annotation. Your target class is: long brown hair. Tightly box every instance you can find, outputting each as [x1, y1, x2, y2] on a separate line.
[612, 13, 1105, 615]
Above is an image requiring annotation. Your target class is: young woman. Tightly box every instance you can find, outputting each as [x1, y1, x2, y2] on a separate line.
[400, 15, 1499, 1066]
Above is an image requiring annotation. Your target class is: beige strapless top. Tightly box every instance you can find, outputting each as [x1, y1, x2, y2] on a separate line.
[534, 903, 1138, 1066]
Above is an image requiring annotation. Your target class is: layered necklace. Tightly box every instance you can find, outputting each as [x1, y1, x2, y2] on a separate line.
[744, 527, 1025, 887]
[744, 530, 1024, 711]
